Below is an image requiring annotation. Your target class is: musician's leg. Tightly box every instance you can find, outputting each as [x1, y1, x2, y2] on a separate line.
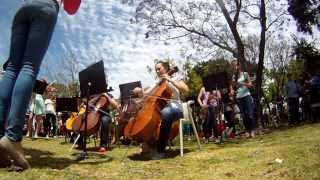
[99, 114, 111, 152]
[156, 105, 183, 156]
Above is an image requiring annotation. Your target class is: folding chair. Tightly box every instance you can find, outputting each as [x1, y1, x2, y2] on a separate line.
[179, 100, 201, 157]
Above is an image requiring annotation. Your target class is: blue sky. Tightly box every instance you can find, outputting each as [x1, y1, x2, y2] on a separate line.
[0, 0, 185, 97]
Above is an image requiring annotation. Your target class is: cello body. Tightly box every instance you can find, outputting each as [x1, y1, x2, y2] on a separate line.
[117, 98, 140, 137]
[124, 80, 178, 142]
[72, 94, 109, 135]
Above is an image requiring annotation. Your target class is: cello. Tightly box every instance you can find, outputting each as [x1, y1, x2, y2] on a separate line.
[72, 93, 109, 135]
[124, 66, 179, 143]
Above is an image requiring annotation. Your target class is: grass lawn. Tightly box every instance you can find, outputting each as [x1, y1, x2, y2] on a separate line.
[0, 123, 319, 179]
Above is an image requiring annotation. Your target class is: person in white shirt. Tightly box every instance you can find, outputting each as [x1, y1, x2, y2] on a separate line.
[44, 98, 57, 138]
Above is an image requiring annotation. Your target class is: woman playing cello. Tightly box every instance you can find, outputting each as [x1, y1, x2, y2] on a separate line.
[131, 61, 189, 159]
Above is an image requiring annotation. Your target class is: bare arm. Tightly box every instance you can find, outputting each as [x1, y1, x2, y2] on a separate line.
[161, 74, 189, 95]
[197, 87, 205, 107]
[170, 79, 189, 95]
[102, 93, 120, 111]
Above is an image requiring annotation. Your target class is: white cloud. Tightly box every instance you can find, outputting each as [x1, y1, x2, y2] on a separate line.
[1, 0, 319, 98]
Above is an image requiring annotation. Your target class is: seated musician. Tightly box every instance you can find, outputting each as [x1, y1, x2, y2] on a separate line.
[132, 61, 189, 159]
[76, 92, 120, 153]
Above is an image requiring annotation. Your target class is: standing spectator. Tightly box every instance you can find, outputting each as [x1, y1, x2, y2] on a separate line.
[44, 97, 56, 138]
[197, 86, 221, 143]
[221, 89, 236, 138]
[284, 73, 301, 126]
[0, 0, 81, 170]
[230, 60, 256, 138]
[31, 93, 45, 138]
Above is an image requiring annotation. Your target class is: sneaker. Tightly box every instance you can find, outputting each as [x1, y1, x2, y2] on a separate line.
[151, 152, 165, 160]
[0, 136, 30, 170]
[250, 131, 256, 138]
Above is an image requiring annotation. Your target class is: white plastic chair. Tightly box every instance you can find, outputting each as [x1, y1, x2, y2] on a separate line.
[179, 100, 201, 157]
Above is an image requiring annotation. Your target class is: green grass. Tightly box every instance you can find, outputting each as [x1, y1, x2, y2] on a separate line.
[1, 123, 320, 179]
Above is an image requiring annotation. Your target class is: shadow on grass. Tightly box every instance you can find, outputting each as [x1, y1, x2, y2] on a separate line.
[127, 149, 192, 161]
[24, 147, 113, 169]
[24, 148, 77, 170]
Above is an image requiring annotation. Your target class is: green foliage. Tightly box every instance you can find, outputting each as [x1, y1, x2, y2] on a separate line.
[287, 59, 304, 80]
[185, 58, 232, 97]
[293, 38, 320, 75]
[287, 0, 320, 34]
[264, 59, 303, 102]
[47, 82, 79, 98]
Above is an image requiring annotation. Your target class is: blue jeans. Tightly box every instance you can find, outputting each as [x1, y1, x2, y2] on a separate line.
[157, 103, 183, 153]
[0, 0, 58, 142]
[237, 95, 256, 132]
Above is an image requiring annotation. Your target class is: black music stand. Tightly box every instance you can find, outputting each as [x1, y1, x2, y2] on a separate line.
[78, 60, 107, 160]
[116, 81, 142, 146]
[119, 81, 142, 103]
[56, 97, 79, 113]
[55, 97, 79, 142]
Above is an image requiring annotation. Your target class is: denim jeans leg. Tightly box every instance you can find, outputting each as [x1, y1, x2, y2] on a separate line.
[5, 2, 58, 142]
[157, 105, 183, 153]
[238, 97, 249, 131]
[0, 10, 30, 139]
[245, 95, 255, 131]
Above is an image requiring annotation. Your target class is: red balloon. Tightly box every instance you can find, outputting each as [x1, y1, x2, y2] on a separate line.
[63, 0, 81, 15]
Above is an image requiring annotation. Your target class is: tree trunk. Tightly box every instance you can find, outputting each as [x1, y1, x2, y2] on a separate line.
[216, 0, 247, 71]
[255, 0, 267, 129]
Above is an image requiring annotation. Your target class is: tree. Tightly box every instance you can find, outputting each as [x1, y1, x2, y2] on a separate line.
[293, 38, 320, 75]
[122, 0, 289, 123]
[265, 38, 293, 97]
[240, 0, 288, 126]
[130, 0, 249, 68]
[287, 0, 320, 34]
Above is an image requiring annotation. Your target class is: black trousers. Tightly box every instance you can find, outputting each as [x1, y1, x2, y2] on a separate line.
[202, 106, 218, 139]
[288, 98, 300, 125]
